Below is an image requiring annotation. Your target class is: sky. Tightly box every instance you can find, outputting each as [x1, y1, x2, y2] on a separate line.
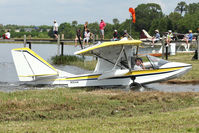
[0, 0, 198, 26]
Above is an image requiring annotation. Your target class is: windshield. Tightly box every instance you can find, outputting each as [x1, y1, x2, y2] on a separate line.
[146, 55, 169, 69]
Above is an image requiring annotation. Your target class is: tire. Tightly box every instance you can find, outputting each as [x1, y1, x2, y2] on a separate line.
[129, 82, 143, 91]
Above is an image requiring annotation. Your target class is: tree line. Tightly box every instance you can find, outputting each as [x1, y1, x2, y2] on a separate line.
[1, 1, 198, 39]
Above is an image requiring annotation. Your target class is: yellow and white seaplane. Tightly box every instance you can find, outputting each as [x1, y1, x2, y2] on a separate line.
[11, 40, 192, 89]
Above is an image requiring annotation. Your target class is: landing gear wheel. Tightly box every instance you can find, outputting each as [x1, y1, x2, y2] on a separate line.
[129, 82, 142, 90]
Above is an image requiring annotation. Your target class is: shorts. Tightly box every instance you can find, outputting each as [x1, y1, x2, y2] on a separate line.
[100, 30, 104, 35]
[83, 38, 89, 42]
[53, 31, 58, 35]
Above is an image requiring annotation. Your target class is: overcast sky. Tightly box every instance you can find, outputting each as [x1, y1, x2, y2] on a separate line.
[0, 0, 198, 26]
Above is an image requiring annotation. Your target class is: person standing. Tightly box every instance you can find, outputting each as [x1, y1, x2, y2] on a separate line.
[99, 19, 106, 40]
[83, 29, 91, 47]
[75, 29, 82, 47]
[166, 30, 173, 46]
[83, 21, 88, 38]
[53, 20, 59, 39]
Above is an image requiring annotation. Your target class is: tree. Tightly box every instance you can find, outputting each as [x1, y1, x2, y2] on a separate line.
[168, 12, 182, 31]
[135, 3, 163, 32]
[113, 18, 119, 25]
[175, 1, 188, 15]
[72, 20, 78, 27]
[187, 3, 199, 14]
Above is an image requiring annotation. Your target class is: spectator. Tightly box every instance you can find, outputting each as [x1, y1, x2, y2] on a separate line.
[83, 21, 88, 38]
[2, 30, 11, 39]
[53, 20, 59, 39]
[166, 30, 173, 46]
[184, 30, 193, 45]
[75, 29, 82, 47]
[151, 29, 160, 47]
[121, 30, 132, 40]
[83, 29, 91, 47]
[99, 19, 106, 40]
[111, 30, 118, 41]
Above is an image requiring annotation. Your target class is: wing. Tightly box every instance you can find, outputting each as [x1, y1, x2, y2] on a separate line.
[74, 40, 142, 55]
[75, 40, 142, 73]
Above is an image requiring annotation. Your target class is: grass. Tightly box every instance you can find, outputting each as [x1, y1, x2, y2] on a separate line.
[0, 88, 199, 132]
[168, 53, 199, 81]
[51, 55, 97, 70]
[51, 55, 84, 65]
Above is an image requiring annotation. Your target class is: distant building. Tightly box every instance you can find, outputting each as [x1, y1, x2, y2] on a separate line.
[15, 29, 20, 32]
[5, 29, 11, 32]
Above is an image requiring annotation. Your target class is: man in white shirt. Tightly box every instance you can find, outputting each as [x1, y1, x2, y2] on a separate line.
[134, 58, 145, 70]
[53, 20, 58, 39]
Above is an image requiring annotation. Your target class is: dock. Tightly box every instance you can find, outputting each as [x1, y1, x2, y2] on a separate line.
[0, 34, 199, 60]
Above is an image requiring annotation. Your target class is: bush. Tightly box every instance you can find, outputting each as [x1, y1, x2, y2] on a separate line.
[51, 55, 84, 65]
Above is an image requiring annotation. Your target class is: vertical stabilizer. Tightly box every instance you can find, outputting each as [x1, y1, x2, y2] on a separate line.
[11, 48, 58, 81]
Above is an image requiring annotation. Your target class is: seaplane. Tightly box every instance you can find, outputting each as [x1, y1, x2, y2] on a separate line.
[11, 40, 192, 89]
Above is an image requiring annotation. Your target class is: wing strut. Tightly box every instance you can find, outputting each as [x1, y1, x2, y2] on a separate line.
[92, 53, 125, 69]
[113, 46, 124, 69]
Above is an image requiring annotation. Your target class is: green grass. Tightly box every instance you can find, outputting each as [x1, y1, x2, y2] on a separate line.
[0, 88, 199, 132]
[168, 53, 199, 81]
[51, 55, 84, 65]
[51, 55, 97, 70]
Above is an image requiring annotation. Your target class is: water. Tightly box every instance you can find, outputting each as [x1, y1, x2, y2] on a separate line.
[0, 43, 198, 92]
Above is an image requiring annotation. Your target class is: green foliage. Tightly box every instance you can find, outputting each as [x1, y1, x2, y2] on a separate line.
[175, 1, 188, 15]
[51, 55, 84, 65]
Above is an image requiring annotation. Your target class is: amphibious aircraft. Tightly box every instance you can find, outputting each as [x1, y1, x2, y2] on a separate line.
[11, 40, 192, 89]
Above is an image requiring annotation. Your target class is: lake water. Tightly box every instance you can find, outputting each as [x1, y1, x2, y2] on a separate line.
[0, 43, 198, 92]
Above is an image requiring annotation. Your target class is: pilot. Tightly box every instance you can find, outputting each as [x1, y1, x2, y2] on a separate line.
[134, 58, 145, 70]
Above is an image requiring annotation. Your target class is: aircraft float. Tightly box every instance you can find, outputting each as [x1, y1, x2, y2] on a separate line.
[11, 40, 192, 89]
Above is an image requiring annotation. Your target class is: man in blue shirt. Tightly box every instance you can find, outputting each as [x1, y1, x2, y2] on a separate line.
[184, 30, 193, 51]
[151, 29, 160, 47]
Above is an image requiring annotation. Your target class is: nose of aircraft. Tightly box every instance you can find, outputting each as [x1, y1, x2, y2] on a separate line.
[160, 62, 192, 69]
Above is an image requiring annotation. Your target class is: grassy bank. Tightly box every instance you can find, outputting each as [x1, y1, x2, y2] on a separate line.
[0, 88, 199, 132]
[168, 53, 199, 81]
[51, 55, 96, 70]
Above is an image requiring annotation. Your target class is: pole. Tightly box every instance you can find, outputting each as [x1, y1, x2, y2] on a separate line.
[57, 35, 60, 56]
[24, 35, 26, 47]
[129, 14, 132, 37]
[61, 42, 64, 56]
[161, 38, 165, 59]
[166, 46, 168, 60]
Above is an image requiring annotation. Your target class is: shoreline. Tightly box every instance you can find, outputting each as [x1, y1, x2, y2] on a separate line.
[163, 79, 199, 85]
